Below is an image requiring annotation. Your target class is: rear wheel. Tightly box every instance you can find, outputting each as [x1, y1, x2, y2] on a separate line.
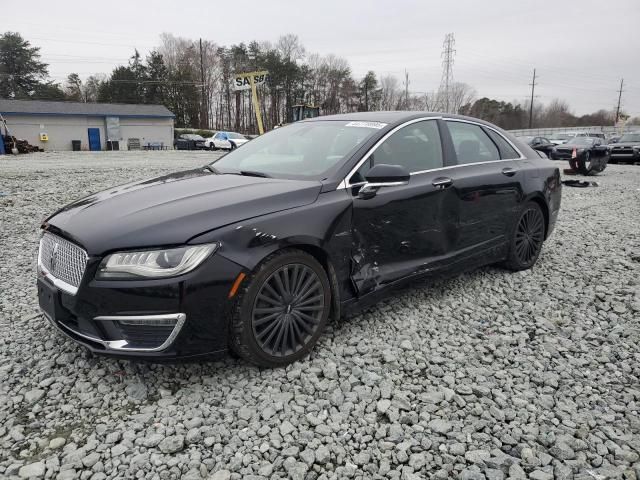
[502, 202, 546, 271]
[229, 250, 331, 367]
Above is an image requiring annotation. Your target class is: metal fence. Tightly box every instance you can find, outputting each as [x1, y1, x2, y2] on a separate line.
[508, 125, 638, 137]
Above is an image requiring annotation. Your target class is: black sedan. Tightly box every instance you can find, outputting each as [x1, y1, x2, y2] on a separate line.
[37, 112, 561, 367]
[174, 134, 207, 150]
[608, 132, 640, 164]
[519, 136, 555, 157]
[549, 137, 610, 175]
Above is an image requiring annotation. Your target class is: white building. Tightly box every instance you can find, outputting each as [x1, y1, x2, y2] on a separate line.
[0, 99, 174, 151]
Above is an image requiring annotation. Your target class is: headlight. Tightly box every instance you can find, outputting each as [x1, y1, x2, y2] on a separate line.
[96, 243, 218, 279]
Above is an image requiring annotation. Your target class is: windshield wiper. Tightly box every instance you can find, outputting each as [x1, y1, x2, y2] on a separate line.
[203, 165, 220, 174]
[238, 170, 271, 178]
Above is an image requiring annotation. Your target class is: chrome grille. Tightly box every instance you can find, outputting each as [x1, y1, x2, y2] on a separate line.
[39, 233, 88, 291]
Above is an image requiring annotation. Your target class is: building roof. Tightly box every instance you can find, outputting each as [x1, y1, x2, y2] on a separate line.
[0, 99, 174, 118]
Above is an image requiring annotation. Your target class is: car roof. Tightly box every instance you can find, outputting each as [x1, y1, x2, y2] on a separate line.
[301, 111, 509, 131]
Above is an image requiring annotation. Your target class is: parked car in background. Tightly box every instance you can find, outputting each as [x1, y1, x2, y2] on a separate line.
[608, 132, 640, 164]
[36, 112, 560, 366]
[520, 136, 555, 156]
[174, 134, 207, 150]
[203, 133, 218, 150]
[209, 131, 250, 150]
[550, 136, 609, 175]
[548, 133, 574, 145]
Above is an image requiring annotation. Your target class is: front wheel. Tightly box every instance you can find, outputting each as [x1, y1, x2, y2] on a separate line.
[229, 142, 237, 150]
[229, 249, 331, 367]
[502, 202, 546, 271]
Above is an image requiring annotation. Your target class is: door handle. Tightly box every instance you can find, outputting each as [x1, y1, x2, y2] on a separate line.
[502, 167, 517, 177]
[432, 177, 453, 188]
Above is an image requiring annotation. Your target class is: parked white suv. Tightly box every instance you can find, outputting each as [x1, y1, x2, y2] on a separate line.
[206, 131, 250, 150]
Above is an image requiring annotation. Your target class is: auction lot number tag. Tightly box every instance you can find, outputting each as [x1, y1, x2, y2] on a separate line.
[345, 121, 387, 129]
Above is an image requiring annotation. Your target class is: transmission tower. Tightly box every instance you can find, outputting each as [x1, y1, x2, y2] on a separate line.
[438, 33, 456, 113]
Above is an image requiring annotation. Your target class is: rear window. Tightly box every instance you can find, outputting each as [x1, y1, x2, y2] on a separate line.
[446, 121, 500, 164]
[486, 129, 520, 159]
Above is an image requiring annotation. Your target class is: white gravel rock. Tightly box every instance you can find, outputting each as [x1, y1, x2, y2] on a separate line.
[1, 153, 639, 479]
[18, 461, 45, 478]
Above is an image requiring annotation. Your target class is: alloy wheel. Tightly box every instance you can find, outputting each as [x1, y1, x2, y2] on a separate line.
[514, 208, 544, 264]
[251, 263, 325, 357]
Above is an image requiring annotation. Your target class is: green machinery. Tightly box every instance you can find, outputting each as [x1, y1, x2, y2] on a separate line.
[291, 104, 320, 122]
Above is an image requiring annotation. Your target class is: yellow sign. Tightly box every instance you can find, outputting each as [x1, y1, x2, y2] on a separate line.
[234, 70, 268, 135]
[40, 133, 48, 141]
[233, 71, 269, 91]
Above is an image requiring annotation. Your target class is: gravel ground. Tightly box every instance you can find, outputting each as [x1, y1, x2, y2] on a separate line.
[1, 152, 639, 480]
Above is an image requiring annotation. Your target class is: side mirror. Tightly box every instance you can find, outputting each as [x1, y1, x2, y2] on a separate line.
[358, 164, 410, 199]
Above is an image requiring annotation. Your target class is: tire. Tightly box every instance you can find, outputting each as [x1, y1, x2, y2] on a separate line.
[229, 249, 331, 367]
[502, 201, 546, 271]
[579, 151, 591, 175]
[230, 142, 237, 150]
[209, 143, 217, 151]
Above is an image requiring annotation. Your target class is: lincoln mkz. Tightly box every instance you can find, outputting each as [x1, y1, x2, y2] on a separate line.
[38, 112, 561, 367]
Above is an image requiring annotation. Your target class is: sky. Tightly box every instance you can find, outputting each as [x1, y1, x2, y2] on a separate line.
[8, 0, 640, 117]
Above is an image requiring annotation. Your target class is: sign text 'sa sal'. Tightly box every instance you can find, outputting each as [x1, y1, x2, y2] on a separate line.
[233, 71, 270, 91]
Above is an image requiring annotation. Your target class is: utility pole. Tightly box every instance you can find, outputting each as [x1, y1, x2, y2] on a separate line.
[199, 38, 208, 129]
[528, 68, 537, 129]
[438, 33, 455, 113]
[404, 70, 410, 109]
[615, 78, 624, 125]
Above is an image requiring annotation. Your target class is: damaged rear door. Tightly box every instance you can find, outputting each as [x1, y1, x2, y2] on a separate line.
[347, 119, 458, 295]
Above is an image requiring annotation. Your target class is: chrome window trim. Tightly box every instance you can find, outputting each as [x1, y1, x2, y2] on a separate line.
[337, 116, 526, 190]
[43, 311, 187, 352]
[339, 116, 441, 189]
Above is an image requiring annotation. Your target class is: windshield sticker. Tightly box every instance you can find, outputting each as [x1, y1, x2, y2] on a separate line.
[345, 121, 387, 129]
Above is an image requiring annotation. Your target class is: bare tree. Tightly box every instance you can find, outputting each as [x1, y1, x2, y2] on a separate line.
[541, 98, 574, 127]
[276, 34, 305, 62]
[379, 75, 400, 110]
[447, 82, 476, 114]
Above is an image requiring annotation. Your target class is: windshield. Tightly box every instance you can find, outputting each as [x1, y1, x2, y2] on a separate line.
[567, 137, 595, 146]
[211, 121, 379, 180]
[619, 133, 640, 142]
[228, 133, 247, 140]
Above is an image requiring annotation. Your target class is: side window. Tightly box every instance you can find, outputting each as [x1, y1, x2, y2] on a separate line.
[486, 129, 520, 159]
[214, 133, 222, 140]
[447, 121, 500, 164]
[350, 120, 443, 183]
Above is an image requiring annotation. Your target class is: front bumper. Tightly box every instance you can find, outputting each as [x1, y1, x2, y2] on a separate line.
[37, 250, 244, 360]
[609, 150, 640, 162]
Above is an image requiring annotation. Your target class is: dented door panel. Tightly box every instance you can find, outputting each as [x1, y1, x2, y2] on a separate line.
[349, 174, 458, 295]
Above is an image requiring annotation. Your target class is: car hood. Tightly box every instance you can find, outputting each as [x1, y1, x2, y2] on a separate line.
[556, 143, 593, 149]
[46, 169, 322, 255]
